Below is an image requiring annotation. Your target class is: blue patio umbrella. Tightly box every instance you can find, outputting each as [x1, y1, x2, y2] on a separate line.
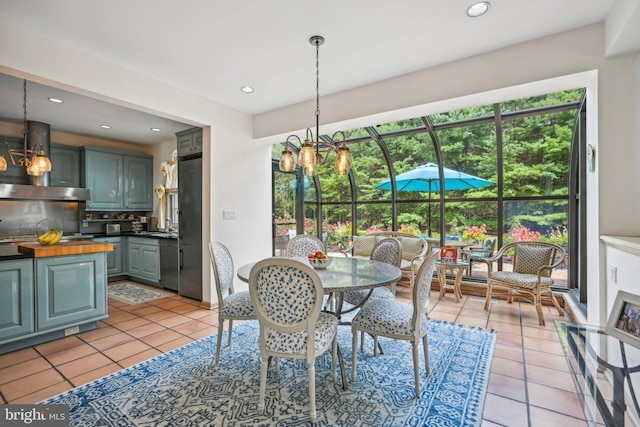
[376, 163, 495, 235]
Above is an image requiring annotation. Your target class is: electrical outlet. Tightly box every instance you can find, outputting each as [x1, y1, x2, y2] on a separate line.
[609, 265, 617, 284]
[65, 326, 80, 336]
[83, 221, 89, 228]
[223, 210, 236, 220]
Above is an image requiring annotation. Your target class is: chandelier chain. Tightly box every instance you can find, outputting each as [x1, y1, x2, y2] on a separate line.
[315, 39, 320, 136]
[23, 79, 27, 137]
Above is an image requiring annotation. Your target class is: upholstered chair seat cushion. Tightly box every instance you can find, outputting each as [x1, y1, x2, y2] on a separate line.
[353, 299, 429, 338]
[399, 237, 425, 261]
[353, 235, 378, 257]
[490, 271, 554, 289]
[514, 246, 554, 275]
[219, 291, 255, 317]
[264, 312, 338, 355]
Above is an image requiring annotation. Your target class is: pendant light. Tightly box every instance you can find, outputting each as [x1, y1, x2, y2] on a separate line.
[278, 36, 352, 177]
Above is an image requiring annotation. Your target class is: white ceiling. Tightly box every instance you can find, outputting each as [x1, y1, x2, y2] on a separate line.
[0, 0, 634, 145]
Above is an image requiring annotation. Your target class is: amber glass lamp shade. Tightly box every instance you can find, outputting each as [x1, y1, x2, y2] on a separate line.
[304, 160, 318, 177]
[0, 154, 7, 172]
[334, 143, 352, 175]
[297, 140, 316, 169]
[279, 147, 296, 172]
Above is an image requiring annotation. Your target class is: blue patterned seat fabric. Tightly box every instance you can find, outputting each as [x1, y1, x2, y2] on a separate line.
[286, 234, 325, 258]
[351, 249, 439, 396]
[209, 242, 256, 366]
[249, 258, 338, 424]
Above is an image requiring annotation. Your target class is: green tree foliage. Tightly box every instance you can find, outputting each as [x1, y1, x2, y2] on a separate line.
[273, 88, 581, 240]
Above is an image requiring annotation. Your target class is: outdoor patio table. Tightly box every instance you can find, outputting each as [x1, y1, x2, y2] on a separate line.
[237, 256, 402, 390]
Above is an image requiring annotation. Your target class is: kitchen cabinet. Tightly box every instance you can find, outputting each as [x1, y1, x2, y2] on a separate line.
[0, 259, 34, 341]
[0, 246, 110, 354]
[81, 147, 153, 211]
[94, 236, 124, 276]
[50, 144, 80, 187]
[126, 236, 160, 283]
[35, 253, 107, 330]
[176, 128, 203, 158]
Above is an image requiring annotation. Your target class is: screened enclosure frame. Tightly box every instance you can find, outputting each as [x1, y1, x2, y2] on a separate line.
[272, 91, 585, 296]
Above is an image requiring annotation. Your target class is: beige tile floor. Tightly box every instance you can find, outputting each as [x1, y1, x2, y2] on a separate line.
[0, 281, 588, 426]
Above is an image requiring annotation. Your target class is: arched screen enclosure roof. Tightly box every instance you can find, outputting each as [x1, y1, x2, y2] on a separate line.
[273, 88, 583, 291]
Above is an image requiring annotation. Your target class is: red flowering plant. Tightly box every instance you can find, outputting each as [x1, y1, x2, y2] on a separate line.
[509, 225, 541, 242]
[399, 223, 420, 234]
[462, 224, 489, 243]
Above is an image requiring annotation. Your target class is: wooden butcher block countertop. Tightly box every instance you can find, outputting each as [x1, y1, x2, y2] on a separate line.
[18, 241, 114, 258]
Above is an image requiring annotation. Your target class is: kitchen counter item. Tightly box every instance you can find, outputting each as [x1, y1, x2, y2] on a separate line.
[35, 219, 63, 246]
[18, 241, 113, 258]
[106, 223, 121, 235]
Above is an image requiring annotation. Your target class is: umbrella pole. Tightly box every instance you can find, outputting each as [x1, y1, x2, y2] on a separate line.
[428, 192, 432, 237]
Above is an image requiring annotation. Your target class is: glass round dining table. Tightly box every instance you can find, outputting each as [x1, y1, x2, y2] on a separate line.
[237, 256, 401, 295]
[237, 257, 402, 321]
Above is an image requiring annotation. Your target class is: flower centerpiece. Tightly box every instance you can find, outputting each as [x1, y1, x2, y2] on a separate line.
[462, 224, 489, 244]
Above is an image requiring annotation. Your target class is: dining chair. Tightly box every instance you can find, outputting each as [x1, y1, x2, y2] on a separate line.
[248, 257, 338, 424]
[481, 241, 566, 326]
[209, 241, 256, 366]
[351, 249, 439, 396]
[343, 238, 402, 307]
[286, 234, 326, 258]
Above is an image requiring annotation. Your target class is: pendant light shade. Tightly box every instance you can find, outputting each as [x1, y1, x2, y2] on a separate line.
[279, 145, 296, 172]
[0, 154, 7, 172]
[297, 140, 316, 169]
[334, 143, 353, 175]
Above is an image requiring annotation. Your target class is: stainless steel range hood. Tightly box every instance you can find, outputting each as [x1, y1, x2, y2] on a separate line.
[0, 183, 90, 201]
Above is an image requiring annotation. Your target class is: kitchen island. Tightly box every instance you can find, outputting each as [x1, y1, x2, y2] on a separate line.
[0, 241, 113, 354]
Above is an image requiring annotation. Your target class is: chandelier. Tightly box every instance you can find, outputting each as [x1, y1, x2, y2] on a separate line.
[0, 80, 52, 176]
[278, 36, 352, 177]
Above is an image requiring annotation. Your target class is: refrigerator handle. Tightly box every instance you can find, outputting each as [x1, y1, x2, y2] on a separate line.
[179, 248, 183, 269]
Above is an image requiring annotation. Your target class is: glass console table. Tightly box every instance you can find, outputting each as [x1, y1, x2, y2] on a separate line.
[555, 320, 640, 426]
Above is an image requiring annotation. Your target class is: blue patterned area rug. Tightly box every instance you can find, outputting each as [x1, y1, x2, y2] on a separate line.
[107, 282, 174, 305]
[40, 320, 496, 426]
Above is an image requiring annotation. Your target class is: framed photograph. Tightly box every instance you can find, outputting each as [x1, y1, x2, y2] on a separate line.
[606, 290, 640, 349]
[440, 247, 458, 263]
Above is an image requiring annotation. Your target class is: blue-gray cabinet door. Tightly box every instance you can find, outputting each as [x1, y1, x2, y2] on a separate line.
[124, 155, 153, 210]
[126, 238, 160, 282]
[35, 253, 108, 330]
[50, 144, 80, 187]
[94, 237, 123, 276]
[83, 150, 124, 210]
[0, 259, 34, 341]
[176, 128, 203, 157]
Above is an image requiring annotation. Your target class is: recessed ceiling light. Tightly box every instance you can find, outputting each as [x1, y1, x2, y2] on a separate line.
[151, 128, 161, 132]
[467, 1, 490, 17]
[99, 124, 111, 129]
[48, 97, 63, 103]
[240, 86, 254, 93]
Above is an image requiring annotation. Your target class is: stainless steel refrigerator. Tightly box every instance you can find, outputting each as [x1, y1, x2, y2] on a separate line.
[178, 156, 202, 300]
